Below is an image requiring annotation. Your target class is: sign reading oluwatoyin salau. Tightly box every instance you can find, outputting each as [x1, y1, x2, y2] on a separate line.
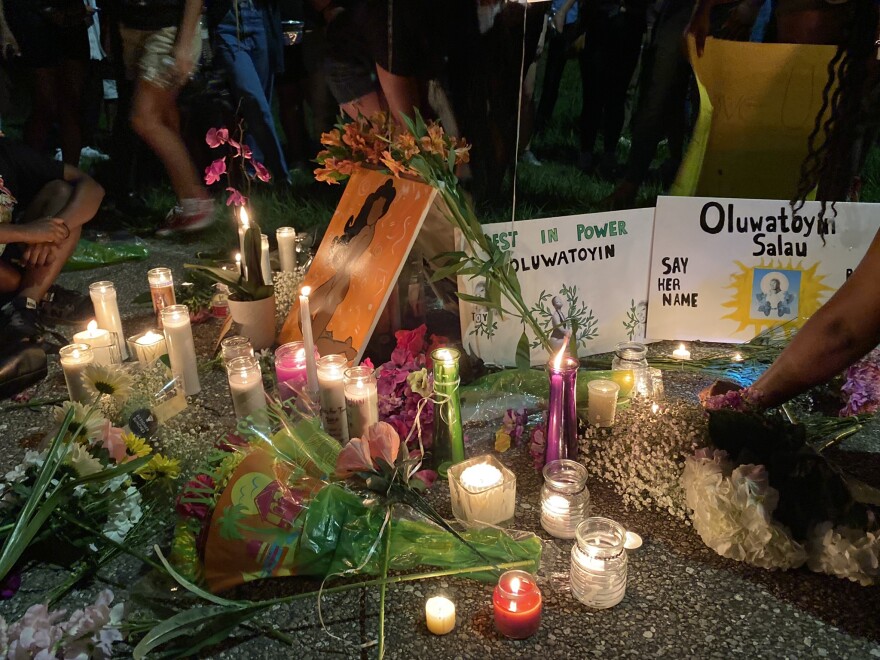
[646, 196, 880, 343]
[458, 208, 655, 367]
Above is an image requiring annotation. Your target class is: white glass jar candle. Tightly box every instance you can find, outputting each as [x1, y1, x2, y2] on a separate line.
[317, 354, 349, 443]
[226, 355, 266, 418]
[448, 455, 516, 526]
[88, 281, 128, 360]
[344, 366, 378, 438]
[161, 304, 201, 396]
[540, 459, 590, 539]
[59, 343, 94, 403]
[72, 320, 118, 366]
[587, 379, 620, 427]
[128, 329, 167, 365]
[570, 517, 628, 609]
[276, 226, 297, 272]
[220, 335, 254, 364]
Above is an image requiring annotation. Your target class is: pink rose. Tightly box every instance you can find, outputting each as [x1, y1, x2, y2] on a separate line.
[205, 127, 229, 148]
[363, 422, 400, 467]
[336, 438, 373, 478]
[101, 420, 127, 464]
[204, 157, 226, 185]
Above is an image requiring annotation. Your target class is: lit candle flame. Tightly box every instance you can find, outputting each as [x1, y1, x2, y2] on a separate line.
[651, 403, 660, 414]
[509, 576, 521, 594]
[240, 207, 250, 229]
[235, 252, 241, 265]
[552, 342, 566, 370]
[733, 353, 743, 362]
[137, 330, 162, 345]
[678, 343, 685, 352]
[436, 348, 454, 365]
[72, 349, 81, 359]
[87, 320, 98, 334]
[301, 285, 311, 297]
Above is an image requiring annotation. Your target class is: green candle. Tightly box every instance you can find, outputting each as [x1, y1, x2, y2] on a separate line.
[431, 347, 465, 477]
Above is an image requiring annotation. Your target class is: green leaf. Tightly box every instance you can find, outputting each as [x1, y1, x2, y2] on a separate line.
[515, 331, 531, 370]
[456, 293, 504, 311]
[429, 261, 465, 282]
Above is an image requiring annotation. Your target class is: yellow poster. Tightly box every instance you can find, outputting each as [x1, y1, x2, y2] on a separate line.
[671, 37, 836, 200]
[278, 169, 438, 361]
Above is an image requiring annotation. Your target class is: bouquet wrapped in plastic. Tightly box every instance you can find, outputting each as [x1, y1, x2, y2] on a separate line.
[172, 405, 542, 594]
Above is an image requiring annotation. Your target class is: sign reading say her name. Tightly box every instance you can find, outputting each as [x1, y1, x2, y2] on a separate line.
[647, 196, 880, 343]
[458, 209, 655, 367]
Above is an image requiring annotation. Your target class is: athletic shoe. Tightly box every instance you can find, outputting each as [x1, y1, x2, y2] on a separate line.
[39, 285, 94, 326]
[156, 198, 216, 237]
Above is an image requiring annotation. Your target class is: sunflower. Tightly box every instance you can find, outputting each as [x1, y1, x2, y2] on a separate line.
[82, 364, 132, 405]
[53, 401, 104, 441]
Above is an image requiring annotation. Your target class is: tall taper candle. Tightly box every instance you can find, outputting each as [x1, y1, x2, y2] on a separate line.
[299, 286, 319, 395]
[89, 281, 128, 360]
[161, 304, 201, 396]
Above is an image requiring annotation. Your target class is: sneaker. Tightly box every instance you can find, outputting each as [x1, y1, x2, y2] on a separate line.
[156, 198, 216, 237]
[2, 299, 66, 353]
[520, 149, 542, 167]
[39, 285, 94, 326]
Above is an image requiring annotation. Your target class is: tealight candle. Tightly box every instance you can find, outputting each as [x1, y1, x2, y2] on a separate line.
[732, 352, 743, 362]
[89, 281, 127, 360]
[161, 304, 201, 396]
[128, 329, 167, 365]
[344, 366, 378, 438]
[425, 597, 456, 635]
[672, 343, 691, 360]
[493, 570, 542, 639]
[587, 379, 620, 428]
[277, 226, 297, 272]
[59, 343, 94, 403]
[299, 286, 319, 395]
[226, 355, 266, 419]
[260, 233, 272, 284]
[147, 268, 175, 327]
[72, 320, 117, 366]
[317, 354, 348, 443]
[448, 455, 516, 526]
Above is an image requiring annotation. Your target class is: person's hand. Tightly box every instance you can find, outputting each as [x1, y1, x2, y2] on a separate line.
[552, 11, 565, 34]
[22, 243, 58, 268]
[0, 23, 19, 59]
[171, 43, 195, 85]
[685, 1, 712, 57]
[698, 379, 743, 406]
[19, 218, 69, 244]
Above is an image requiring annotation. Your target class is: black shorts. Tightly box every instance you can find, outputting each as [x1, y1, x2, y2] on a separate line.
[4, 1, 90, 68]
[324, 4, 378, 104]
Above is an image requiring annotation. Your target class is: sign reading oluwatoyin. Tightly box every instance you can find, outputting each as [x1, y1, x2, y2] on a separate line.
[646, 196, 880, 343]
[458, 208, 655, 367]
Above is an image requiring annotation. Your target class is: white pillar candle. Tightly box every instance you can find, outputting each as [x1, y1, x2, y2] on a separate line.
[59, 343, 94, 403]
[161, 304, 201, 396]
[89, 281, 127, 360]
[226, 355, 266, 418]
[344, 366, 378, 439]
[425, 597, 456, 635]
[317, 354, 348, 443]
[276, 226, 297, 272]
[672, 343, 691, 360]
[72, 320, 116, 366]
[260, 234, 272, 284]
[299, 286, 319, 394]
[238, 207, 250, 278]
[587, 379, 620, 428]
[128, 329, 167, 365]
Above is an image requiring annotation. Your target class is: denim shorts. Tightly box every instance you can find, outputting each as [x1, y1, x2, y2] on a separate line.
[120, 24, 203, 88]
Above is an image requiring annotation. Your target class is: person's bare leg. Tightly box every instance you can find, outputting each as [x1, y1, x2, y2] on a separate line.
[130, 80, 205, 201]
[24, 68, 57, 155]
[0, 262, 21, 295]
[375, 65, 420, 126]
[340, 90, 386, 121]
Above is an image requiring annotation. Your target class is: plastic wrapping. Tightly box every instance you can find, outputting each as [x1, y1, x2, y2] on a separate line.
[64, 238, 149, 271]
[173, 405, 543, 593]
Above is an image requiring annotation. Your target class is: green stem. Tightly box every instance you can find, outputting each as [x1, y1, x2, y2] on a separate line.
[378, 519, 392, 660]
[0, 397, 66, 412]
[56, 510, 166, 573]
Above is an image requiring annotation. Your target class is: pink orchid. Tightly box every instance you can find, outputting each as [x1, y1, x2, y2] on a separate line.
[253, 160, 271, 182]
[230, 140, 252, 160]
[205, 127, 229, 148]
[100, 420, 127, 464]
[204, 157, 227, 185]
[363, 422, 400, 467]
[336, 437, 373, 478]
[225, 188, 248, 207]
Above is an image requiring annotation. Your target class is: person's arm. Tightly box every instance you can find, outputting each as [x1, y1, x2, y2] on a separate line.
[750, 228, 880, 407]
[553, 0, 576, 33]
[57, 164, 104, 229]
[0, 218, 68, 245]
[171, 0, 203, 82]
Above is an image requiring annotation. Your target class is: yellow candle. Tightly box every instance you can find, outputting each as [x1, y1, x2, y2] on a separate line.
[425, 597, 455, 635]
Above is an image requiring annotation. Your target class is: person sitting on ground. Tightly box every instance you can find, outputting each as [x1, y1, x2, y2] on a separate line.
[0, 137, 104, 346]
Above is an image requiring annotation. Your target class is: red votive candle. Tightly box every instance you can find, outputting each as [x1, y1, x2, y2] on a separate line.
[493, 570, 542, 639]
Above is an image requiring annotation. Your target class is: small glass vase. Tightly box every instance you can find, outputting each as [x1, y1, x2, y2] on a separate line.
[431, 347, 464, 477]
[545, 355, 579, 466]
[570, 517, 628, 609]
[540, 459, 590, 539]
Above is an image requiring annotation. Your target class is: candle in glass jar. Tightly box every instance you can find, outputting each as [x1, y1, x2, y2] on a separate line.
[343, 366, 378, 438]
[220, 335, 253, 364]
[59, 343, 94, 403]
[275, 341, 317, 401]
[147, 268, 175, 327]
[299, 286, 319, 394]
[128, 329, 166, 365]
[226, 355, 266, 418]
[277, 226, 297, 272]
[72, 320, 116, 366]
[317, 354, 348, 443]
[88, 281, 128, 360]
[260, 233, 272, 284]
[587, 379, 620, 427]
[545, 348, 578, 466]
[493, 570, 542, 639]
[161, 304, 201, 396]
[425, 597, 455, 635]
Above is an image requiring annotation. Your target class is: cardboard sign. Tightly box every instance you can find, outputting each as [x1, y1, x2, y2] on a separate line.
[647, 196, 880, 343]
[278, 169, 437, 362]
[458, 208, 655, 366]
[671, 37, 835, 200]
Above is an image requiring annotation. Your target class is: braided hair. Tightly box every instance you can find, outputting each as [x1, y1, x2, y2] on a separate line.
[791, 0, 880, 233]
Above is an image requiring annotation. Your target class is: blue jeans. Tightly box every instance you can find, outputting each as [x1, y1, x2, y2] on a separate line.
[214, 5, 288, 181]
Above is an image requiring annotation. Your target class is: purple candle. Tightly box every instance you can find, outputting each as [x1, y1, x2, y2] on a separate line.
[545, 350, 579, 466]
[275, 341, 317, 401]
